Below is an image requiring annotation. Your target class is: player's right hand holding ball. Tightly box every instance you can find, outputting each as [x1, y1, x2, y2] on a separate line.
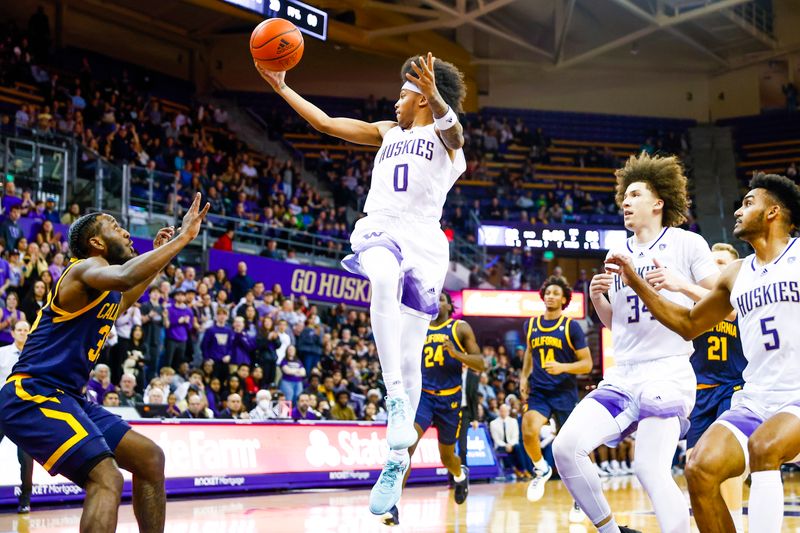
[254, 61, 286, 91]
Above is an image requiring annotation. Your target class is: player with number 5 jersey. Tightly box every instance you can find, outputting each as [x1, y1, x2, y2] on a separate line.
[255, 52, 466, 517]
[552, 153, 718, 533]
[0, 193, 209, 533]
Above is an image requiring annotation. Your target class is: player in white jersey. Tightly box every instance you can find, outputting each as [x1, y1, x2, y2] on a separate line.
[606, 172, 800, 533]
[255, 53, 467, 516]
[552, 153, 719, 533]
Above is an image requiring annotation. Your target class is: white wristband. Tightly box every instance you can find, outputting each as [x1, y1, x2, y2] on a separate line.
[434, 106, 459, 130]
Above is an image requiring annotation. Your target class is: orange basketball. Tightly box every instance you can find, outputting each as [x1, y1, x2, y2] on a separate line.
[250, 18, 304, 72]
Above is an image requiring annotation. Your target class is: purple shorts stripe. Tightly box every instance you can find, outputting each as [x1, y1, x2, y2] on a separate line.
[639, 398, 688, 420]
[717, 406, 764, 439]
[341, 234, 403, 279]
[401, 271, 438, 317]
[587, 387, 629, 419]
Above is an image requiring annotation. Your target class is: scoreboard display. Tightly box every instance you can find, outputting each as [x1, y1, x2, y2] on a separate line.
[223, 0, 328, 40]
[478, 222, 628, 253]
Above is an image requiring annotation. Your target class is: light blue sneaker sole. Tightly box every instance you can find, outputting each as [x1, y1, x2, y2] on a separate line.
[369, 462, 410, 515]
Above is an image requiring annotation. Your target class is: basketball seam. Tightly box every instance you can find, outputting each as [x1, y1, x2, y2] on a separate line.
[251, 28, 302, 53]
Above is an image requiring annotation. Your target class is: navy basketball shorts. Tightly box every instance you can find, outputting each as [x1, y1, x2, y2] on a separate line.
[0, 375, 131, 486]
[415, 389, 463, 445]
[686, 381, 742, 449]
[525, 388, 578, 429]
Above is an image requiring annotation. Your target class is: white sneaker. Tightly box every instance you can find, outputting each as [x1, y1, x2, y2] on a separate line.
[598, 464, 611, 478]
[569, 501, 586, 523]
[594, 463, 607, 477]
[385, 395, 417, 450]
[526, 464, 552, 502]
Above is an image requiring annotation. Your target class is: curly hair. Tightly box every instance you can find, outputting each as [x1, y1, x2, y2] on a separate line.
[400, 55, 467, 114]
[749, 172, 800, 230]
[614, 152, 689, 228]
[68, 212, 103, 259]
[539, 276, 572, 310]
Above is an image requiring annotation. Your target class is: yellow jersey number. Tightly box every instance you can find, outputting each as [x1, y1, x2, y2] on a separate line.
[88, 325, 112, 363]
[424, 345, 445, 368]
[539, 348, 555, 367]
[707, 335, 728, 361]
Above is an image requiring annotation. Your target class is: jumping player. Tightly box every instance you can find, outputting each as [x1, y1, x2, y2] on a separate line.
[0, 193, 209, 533]
[552, 153, 719, 533]
[520, 275, 592, 505]
[606, 173, 800, 533]
[256, 53, 466, 516]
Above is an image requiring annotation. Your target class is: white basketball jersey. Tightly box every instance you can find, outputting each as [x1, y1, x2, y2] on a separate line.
[731, 238, 800, 393]
[364, 124, 466, 219]
[607, 227, 717, 364]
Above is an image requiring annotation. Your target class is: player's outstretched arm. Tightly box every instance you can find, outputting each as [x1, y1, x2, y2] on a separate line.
[446, 320, 485, 373]
[644, 258, 736, 320]
[605, 253, 738, 340]
[254, 63, 394, 147]
[118, 225, 176, 313]
[406, 53, 465, 152]
[74, 193, 210, 294]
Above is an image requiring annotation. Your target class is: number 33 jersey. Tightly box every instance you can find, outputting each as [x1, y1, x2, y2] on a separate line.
[607, 227, 717, 364]
[11, 259, 121, 396]
[364, 123, 466, 220]
[730, 238, 800, 395]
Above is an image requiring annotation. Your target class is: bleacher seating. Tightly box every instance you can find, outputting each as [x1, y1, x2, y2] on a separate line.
[717, 113, 800, 182]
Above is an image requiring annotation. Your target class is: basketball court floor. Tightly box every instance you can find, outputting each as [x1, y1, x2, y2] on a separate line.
[3, 473, 800, 532]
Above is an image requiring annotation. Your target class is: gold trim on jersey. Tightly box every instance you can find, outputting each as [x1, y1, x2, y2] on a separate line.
[47, 259, 111, 323]
[451, 320, 466, 353]
[422, 385, 462, 396]
[7, 374, 60, 404]
[564, 318, 576, 352]
[536, 315, 566, 333]
[696, 383, 721, 390]
[428, 318, 454, 331]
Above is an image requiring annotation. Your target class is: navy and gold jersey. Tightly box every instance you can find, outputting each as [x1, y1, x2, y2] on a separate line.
[11, 259, 122, 396]
[421, 319, 465, 393]
[525, 315, 587, 392]
[691, 318, 747, 387]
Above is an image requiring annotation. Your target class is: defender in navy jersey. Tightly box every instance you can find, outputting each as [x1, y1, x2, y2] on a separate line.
[520, 276, 592, 504]
[0, 193, 209, 533]
[605, 173, 800, 532]
[384, 293, 483, 526]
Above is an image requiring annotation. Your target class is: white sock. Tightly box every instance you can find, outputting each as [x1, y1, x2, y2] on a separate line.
[730, 508, 744, 533]
[749, 470, 784, 532]
[600, 461, 609, 470]
[610, 460, 620, 470]
[597, 517, 620, 533]
[399, 311, 428, 413]
[634, 417, 689, 533]
[360, 247, 403, 395]
[534, 458, 549, 472]
[453, 469, 466, 482]
[388, 448, 409, 465]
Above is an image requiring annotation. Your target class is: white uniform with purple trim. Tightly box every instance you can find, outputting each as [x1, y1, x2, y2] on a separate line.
[589, 227, 717, 443]
[341, 123, 466, 318]
[716, 238, 800, 461]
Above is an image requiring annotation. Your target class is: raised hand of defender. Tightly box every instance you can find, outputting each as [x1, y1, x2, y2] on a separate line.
[604, 253, 637, 286]
[153, 226, 175, 249]
[253, 60, 286, 91]
[406, 52, 439, 100]
[179, 193, 211, 241]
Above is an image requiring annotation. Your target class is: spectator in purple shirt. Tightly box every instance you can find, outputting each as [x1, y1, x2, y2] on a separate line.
[0, 245, 12, 298]
[0, 205, 23, 251]
[86, 364, 115, 405]
[164, 289, 194, 370]
[201, 308, 233, 370]
[279, 345, 306, 403]
[230, 316, 255, 374]
[1, 182, 23, 214]
[291, 393, 318, 421]
[0, 292, 25, 346]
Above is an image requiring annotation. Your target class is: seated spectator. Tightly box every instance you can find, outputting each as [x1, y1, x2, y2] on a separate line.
[218, 393, 250, 419]
[362, 402, 379, 421]
[249, 389, 273, 420]
[179, 391, 212, 419]
[118, 373, 143, 407]
[0, 292, 26, 346]
[147, 387, 166, 405]
[103, 391, 120, 408]
[489, 404, 529, 479]
[330, 390, 356, 421]
[175, 369, 205, 403]
[291, 393, 318, 421]
[206, 377, 223, 414]
[245, 364, 266, 396]
[166, 393, 181, 418]
[87, 363, 114, 405]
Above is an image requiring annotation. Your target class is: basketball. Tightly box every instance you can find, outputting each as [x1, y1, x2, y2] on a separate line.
[250, 18, 304, 72]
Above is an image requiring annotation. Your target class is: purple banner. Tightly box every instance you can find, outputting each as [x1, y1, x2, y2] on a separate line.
[208, 250, 371, 308]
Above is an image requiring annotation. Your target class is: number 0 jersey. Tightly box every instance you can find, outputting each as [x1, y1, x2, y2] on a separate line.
[11, 259, 122, 396]
[364, 123, 466, 220]
[731, 238, 800, 395]
[421, 319, 465, 393]
[690, 317, 747, 386]
[525, 315, 587, 392]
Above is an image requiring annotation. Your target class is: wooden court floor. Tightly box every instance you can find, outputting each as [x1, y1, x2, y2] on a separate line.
[3, 473, 800, 532]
